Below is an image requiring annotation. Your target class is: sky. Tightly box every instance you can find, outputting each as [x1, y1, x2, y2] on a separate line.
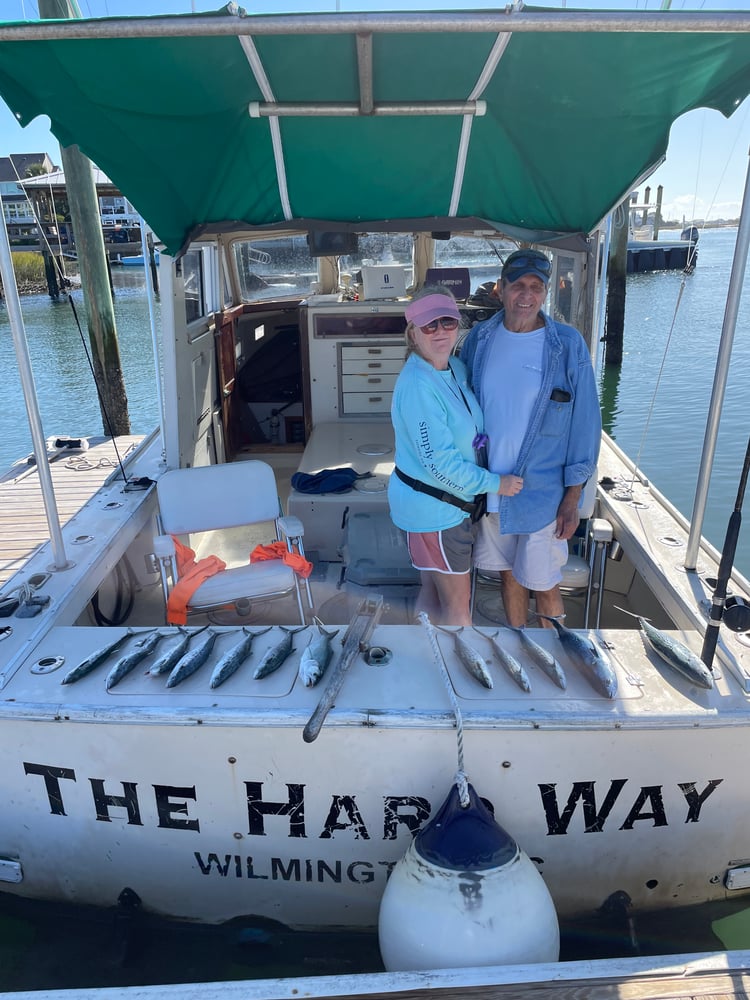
[2, 0, 749, 223]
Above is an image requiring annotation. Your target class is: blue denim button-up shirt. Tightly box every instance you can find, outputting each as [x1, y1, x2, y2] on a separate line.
[460, 309, 601, 535]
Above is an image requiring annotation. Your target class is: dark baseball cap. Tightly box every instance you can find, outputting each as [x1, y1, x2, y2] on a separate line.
[501, 249, 552, 285]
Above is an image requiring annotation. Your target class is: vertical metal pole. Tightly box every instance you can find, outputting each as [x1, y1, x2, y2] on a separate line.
[139, 217, 167, 457]
[0, 200, 70, 571]
[685, 149, 750, 569]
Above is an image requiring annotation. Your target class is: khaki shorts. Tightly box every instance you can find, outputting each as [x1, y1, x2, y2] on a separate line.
[406, 518, 475, 575]
[473, 512, 568, 591]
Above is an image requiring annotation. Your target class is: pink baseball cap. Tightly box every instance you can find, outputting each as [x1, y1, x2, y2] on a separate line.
[404, 293, 461, 328]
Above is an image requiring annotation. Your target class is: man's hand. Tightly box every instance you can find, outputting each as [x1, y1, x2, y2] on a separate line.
[555, 484, 583, 540]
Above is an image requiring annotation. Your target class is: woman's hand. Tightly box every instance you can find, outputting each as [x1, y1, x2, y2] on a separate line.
[498, 474, 523, 496]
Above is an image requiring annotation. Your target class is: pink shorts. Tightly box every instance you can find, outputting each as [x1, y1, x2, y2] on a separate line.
[406, 519, 475, 575]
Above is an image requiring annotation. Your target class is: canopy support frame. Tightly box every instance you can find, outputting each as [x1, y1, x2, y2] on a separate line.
[239, 34, 293, 221]
[685, 149, 750, 571]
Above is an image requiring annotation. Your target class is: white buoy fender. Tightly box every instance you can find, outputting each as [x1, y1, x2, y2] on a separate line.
[378, 781, 560, 972]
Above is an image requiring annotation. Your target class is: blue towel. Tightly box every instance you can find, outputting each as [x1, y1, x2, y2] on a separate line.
[291, 468, 365, 494]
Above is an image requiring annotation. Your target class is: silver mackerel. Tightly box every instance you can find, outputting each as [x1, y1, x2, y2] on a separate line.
[536, 615, 618, 699]
[298, 620, 339, 687]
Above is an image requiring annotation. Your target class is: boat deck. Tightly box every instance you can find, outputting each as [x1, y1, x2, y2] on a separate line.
[0, 436, 144, 588]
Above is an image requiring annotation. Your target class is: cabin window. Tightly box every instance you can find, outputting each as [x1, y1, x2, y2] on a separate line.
[182, 249, 206, 323]
[550, 253, 577, 325]
[232, 233, 415, 302]
[434, 234, 515, 298]
[233, 237, 318, 302]
[343, 233, 414, 290]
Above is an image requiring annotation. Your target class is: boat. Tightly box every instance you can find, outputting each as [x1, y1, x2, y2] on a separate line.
[0, 3, 749, 962]
[117, 250, 159, 266]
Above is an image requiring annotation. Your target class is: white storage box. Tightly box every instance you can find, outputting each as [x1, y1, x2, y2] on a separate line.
[361, 264, 407, 300]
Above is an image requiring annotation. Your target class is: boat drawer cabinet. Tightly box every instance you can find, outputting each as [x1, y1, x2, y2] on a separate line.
[339, 344, 405, 415]
[304, 302, 407, 424]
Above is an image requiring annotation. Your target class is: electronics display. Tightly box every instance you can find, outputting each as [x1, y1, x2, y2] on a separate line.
[306, 231, 358, 257]
[361, 264, 407, 300]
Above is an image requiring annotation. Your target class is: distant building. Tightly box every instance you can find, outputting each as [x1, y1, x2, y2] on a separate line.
[0, 152, 58, 244]
[0, 154, 140, 250]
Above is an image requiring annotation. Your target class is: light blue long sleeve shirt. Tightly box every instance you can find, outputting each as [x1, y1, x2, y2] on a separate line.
[460, 309, 602, 535]
[388, 354, 501, 533]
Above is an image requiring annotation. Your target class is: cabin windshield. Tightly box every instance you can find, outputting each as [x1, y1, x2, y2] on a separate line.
[433, 234, 514, 291]
[233, 236, 318, 302]
[232, 233, 416, 303]
[229, 231, 581, 330]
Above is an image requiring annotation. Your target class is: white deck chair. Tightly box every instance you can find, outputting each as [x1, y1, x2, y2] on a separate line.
[153, 461, 313, 624]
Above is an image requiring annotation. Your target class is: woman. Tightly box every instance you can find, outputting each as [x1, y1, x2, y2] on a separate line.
[388, 287, 523, 625]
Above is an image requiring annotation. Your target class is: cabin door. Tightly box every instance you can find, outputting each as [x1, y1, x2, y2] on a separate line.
[215, 306, 244, 461]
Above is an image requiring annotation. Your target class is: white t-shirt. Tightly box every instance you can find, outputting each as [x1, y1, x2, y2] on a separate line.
[480, 323, 545, 513]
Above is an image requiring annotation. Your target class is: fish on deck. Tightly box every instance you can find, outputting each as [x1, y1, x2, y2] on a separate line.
[509, 625, 567, 690]
[298, 620, 339, 688]
[475, 627, 531, 693]
[105, 630, 165, 691]
[536, 615, 618, 699]
[438, 627, 493, 689]
[166, 628, 219, 688]
[254, 626, 307, 680]
[146, 626, 208, 678]
[639, 616, 714, 690]
[209, 627, 272, 689]
[61, 629, 134, 685]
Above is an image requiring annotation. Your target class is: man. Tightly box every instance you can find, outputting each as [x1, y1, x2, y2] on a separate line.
[460, 247, 601, 627]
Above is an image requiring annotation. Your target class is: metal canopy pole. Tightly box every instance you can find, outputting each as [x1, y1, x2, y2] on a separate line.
[685, 148, 750, 570]
[139, 217, 166, 459]
[0, 203, 70, 572]
[0, 10, 748, 42]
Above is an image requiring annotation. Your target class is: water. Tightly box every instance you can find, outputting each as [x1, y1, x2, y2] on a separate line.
[0, 887, 746, 991]
[600, 227, 750, 579]
[0, 269, 161, 471]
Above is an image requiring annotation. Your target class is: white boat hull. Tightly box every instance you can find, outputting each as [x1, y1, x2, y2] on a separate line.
[1, 621, 747, 929]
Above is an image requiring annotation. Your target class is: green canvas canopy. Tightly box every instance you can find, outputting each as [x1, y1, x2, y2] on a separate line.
[0, 5, 748, 256]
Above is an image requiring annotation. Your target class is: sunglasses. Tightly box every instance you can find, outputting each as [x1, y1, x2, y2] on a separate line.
[421, 317, 460, 333]
[502, 252, 552, 277]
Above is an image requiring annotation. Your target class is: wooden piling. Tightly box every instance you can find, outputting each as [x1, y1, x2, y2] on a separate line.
[59, 145, 131, 435]
[604, 197, 629, 367]
[42, 251, 60, 298]
[39, 0, 131, 437]
[654, 185, 664, 240]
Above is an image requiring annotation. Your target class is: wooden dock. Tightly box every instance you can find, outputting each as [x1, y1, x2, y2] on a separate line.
[1, 950, 749, 1000]
[0, 435, 144, 587]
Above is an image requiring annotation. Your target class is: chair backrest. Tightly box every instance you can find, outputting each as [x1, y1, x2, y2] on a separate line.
[157, 461, 280, 535]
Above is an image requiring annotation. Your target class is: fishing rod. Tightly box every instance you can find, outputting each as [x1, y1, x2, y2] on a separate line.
[700, 435, 750, 670]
